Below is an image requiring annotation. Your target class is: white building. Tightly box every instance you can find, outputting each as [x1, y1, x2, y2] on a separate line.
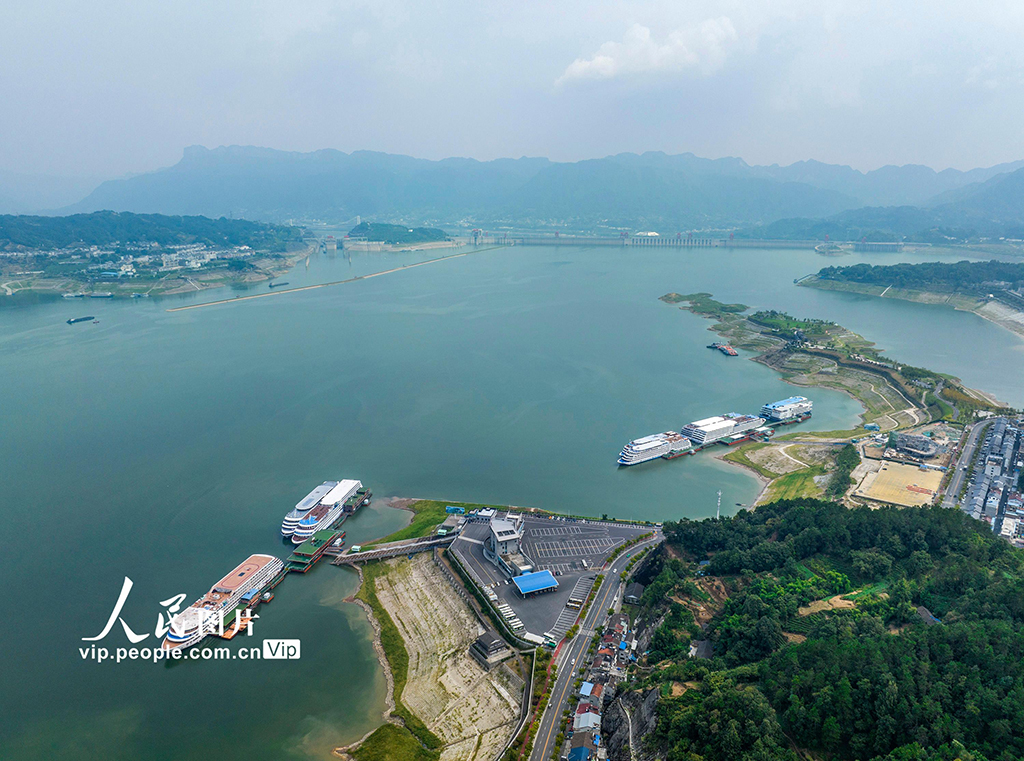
[483, 515, 533, 577]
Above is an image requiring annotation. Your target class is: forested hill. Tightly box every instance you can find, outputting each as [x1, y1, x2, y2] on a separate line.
[348, 221, 448, 244]
[0, 211, 302, 251]
[632, 499, 1024, 761]
[816, 260, 1024, 292]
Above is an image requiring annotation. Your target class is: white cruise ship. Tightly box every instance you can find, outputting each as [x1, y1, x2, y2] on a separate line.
[681, 413, 764, 446]
[162, 554, 284, 650]
[290, 479, 362, 544]
[760, 396, 813, 421]
[618, 432, 692, 466]
[281, 481, 337, 537]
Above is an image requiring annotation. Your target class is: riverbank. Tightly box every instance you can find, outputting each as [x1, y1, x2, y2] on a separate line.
[0, 245, 312, 300]
[338, 553, 522, 761]
[799, 276, 1024, 341]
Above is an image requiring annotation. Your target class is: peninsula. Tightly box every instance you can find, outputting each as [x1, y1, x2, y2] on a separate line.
[660, 292, 1014, 506]
[801, 259, 1024, 340]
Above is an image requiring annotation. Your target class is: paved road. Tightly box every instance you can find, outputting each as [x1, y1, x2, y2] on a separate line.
[529, 531, 663, 761]
[943, 420, 989, 508]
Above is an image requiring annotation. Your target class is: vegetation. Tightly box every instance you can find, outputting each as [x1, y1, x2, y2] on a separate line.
[351, 723, 437, 761]
[642, 499, 1024, 761]
[660, 292, 748, 318]
[817, 260, 1024, 293]
[502, 649, 554, 761]
[349, 221, 448, 245]
[356, 561, 443, 754]
[368, 499, 499, 547]
[0, 211, 301, 251]
[825, 443, 860, 499]
[748, 309, 835, 337]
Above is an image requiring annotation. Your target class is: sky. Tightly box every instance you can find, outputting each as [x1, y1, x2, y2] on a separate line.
[2, 0, 1024, 184]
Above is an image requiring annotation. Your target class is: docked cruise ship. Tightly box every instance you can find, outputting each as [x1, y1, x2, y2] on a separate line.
[291, 479, 362, 544]
[618, 432, 692, 466]
[281, 481, 337, 537]
[760, 396, 813, 421]
[162, 554, 284, 650]
[680, 413, 764, 446]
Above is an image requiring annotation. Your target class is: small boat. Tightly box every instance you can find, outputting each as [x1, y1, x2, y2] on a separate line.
[261, 592, 274, 603]
[268, 281, 289, 288]
[67, 316, 95, 325]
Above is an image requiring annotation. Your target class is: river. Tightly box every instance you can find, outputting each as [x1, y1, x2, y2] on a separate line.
[0, 243, 1018, 760]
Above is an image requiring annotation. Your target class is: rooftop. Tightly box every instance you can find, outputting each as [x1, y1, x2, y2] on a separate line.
[512, 570, 558, 595]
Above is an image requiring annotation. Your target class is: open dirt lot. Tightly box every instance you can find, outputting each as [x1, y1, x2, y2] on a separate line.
[798, 594, 857, 616]
[374, 554, 523, 761]
[854, 462, 943, 507]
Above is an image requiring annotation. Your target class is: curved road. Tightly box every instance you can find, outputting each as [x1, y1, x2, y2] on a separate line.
[529, 530, 663, 761]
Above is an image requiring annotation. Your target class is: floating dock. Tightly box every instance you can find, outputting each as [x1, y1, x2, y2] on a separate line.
[287, 529, 346, 573]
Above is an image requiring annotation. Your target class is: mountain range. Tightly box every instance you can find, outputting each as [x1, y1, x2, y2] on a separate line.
[50, 146, 1024, 239]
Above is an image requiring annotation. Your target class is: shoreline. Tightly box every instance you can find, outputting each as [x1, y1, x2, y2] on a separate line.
[0, 246, 313, 301]
[800, 277, 1024, 342]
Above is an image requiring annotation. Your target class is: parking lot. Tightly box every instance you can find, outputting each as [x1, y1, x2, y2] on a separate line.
[452, 513, 652, 639]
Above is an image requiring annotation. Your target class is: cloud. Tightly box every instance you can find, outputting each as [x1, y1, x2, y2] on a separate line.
[556, 18, 739, 85]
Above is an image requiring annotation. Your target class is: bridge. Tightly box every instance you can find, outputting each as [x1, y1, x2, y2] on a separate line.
[329, 533, 456, 565]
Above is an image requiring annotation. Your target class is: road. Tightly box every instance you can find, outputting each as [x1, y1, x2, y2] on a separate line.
[942, 420, 989, 508]
[529, 530, 663, 761]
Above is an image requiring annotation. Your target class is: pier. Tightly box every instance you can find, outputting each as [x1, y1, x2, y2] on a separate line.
[330, 533, 456, 565]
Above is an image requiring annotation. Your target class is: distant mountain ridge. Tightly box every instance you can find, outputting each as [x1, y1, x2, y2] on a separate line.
[745, 167, 1024, 242]
[63, 146, 1024, 234]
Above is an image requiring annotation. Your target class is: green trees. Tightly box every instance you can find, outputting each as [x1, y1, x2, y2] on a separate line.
[656, 673, 797, 761]
[817, 260, 1024, 293]
[0, 211, 301, 251]
[649, 499, 1024, 761]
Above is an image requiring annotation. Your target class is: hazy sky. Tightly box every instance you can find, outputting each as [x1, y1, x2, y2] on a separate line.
[3, 0, 1024, 179]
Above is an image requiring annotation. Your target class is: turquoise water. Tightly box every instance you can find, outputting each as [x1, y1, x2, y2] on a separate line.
[0, 243, 1018, 760]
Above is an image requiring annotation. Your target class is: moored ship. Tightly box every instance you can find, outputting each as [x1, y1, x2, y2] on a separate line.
[618, 432, 692, 466]
[162, 553, 285, 650]
[281, 481, 337, 537]
[290, 480, 362, 544]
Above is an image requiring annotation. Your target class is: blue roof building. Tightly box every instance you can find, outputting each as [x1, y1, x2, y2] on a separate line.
[512, 570, 558, 597]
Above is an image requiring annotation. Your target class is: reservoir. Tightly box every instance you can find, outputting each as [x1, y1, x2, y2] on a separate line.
[0, 243, 1018, 760]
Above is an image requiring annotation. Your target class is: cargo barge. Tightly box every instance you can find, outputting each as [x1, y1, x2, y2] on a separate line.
[67, 316, 95, 325]
[707, 341, 738, 356]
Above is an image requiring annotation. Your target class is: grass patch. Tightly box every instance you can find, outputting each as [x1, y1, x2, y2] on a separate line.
[357, 561, 443, 751]
[722, 442, 780, 480]
[370, 499, 504, 546]
[764, 464, 826, 501]
[352, 723, 438, 761]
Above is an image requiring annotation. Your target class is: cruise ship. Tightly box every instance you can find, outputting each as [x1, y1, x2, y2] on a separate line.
[761, 396, 813, 421]
[290, 480, 362, 544]
[618, 432, 692, 466]
[680, 413, 764, 446]
[162, 554, 284, 650]
[281, 481, 337, 537]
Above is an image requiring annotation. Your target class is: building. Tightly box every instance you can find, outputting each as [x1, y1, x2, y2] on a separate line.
[574, 712, 601, 732]
[623, 582, 645, 605]
[895, 433, 939, 459]
[511, 570, 559, 598]
[483, 514, 533, 576]
[469, 630, 510, 670]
